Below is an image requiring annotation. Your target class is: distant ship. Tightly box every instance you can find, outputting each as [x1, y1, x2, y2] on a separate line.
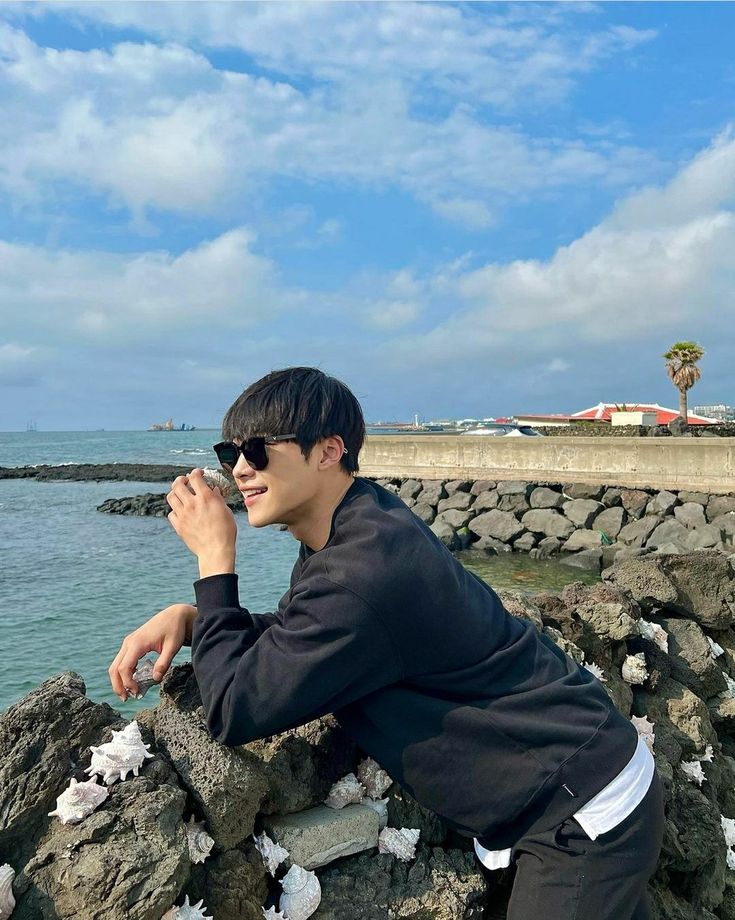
[148, 418, 196, 431]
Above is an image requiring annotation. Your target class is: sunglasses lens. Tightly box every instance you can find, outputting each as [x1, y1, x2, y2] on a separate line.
[214, 440, 268, 472]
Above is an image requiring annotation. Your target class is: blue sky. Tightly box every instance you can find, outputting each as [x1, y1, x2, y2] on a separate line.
[0, 2, 733, 430]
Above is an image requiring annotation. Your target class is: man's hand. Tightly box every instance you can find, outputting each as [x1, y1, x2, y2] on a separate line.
[166, 468, 237, 576]
[108, 604, 197, 702]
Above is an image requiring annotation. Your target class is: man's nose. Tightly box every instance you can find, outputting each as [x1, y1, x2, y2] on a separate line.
[232, 453, 257, 479]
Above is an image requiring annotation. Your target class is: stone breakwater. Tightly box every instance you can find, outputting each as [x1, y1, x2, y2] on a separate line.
[2, 552, 735, 919]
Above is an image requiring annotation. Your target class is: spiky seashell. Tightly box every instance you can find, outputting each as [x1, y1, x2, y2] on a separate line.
[728, 849, 735, 872]
[356, 756, 392, 799]
[48, 777, 109, 825]
[708, 636, 725, 658]
[0, 864, 15, 920]
[630, 715, 655, 753]
[638, 619, 668, 653]
[378, 826, 420, 861]
[582, 661, 607, 682]
[360, 796, 389, 829]
[697, 744, 715, 763]
[262, 908, 287, 919]
[681, 759, 706, 786]
[622, 652, 648, 685]
[721, 670, 735, 699]
[85, 720, 154, 785]
[722, 815, 735, 848]
[202, 467, 232, 497]
[278, 864, 321, 920]
[186, 816, 214, 865]
[162, 895, 213, 920]
[253, 832, 289, 876]
[324, 772, 365, 809]
[129, 657, 158, 700]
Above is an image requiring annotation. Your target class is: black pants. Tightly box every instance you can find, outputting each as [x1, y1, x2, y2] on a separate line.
[489, 768, 665, 920]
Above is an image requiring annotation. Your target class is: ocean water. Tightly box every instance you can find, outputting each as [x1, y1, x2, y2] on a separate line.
[0, 430, 596, 714]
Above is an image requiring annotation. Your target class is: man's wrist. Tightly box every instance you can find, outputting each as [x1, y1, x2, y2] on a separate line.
[197, 552, 236, 579]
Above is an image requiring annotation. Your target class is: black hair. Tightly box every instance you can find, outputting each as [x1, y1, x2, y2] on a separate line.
[222, 367, 365, 474]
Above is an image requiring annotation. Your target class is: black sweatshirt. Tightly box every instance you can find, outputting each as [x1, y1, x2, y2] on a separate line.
[191, 477, 639, 849]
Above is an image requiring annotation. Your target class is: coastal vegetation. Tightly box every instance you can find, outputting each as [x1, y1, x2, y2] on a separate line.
[664, 341, 705, 423]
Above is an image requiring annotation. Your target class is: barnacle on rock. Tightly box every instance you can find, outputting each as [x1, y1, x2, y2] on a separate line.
[48, 777, 109, 825]
[0, 864, 15, 920]
[622, 653, 648, 685]
[630, 715, 655, 753]
[324, 772, 366, 809]
[378, 826, 420, 862]
[162, 895, 212, 919]
[253, 832, 289, 876]
[85, 720, 154, 785]
[185, 816, 214, 865]
[357, 756, 392, 799]
[278, 864, 321, 920]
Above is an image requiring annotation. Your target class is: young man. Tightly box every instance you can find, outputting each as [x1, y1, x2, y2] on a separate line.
[109, 366, 664, 920]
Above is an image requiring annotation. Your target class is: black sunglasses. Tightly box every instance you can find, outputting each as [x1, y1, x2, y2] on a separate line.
[213, 434, 298, 472]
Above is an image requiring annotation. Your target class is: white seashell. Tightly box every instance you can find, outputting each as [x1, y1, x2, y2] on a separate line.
[720, 670, 735, 699]
[360, 796, 389, 829]
[162, 895, 213, 920]
[728, 849, 735, 871]
[0, 864, 15, 920]
[378, 826, 420, 861]
[630, 715, 655, 753]
[622, 653, 648, 685]
[278, 864, 321, 920]
[186, 816, 214, 865]
[130, 657, 158, 700]
[681, 759, 706, 786]
[48, 777, 109, 825]
[324, 772, 365, 809]
[707, 636, 725, 658]
[85, 721, 154, 785]
[253, 832, 289, 876]
[202, 467, 233, 497]
[262, 908, 287, 919]
[356, 756, 392, 799]
[638, 619, 669, 653]
[697, 744, 715, 763]
[721, 815, 735, 848]
[582, 661, 607, 682]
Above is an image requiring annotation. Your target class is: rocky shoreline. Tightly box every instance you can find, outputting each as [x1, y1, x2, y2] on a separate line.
[2, 551, 735, 919]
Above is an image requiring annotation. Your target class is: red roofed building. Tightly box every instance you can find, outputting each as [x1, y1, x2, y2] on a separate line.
[516, 403, 721, 428]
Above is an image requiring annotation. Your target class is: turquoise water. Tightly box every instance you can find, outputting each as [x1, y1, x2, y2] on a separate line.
[0, 431, 595, 714]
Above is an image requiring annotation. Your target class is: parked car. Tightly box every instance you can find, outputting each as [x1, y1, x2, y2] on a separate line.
[464, 424, 544, 437]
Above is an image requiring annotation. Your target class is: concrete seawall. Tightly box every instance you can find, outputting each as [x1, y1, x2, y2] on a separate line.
[359, 435, 735, 493]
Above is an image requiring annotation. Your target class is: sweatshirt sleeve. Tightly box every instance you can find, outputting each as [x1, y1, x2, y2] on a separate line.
[191, 573, 403, 746]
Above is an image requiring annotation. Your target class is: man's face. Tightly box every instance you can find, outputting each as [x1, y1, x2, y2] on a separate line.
[231, 437, 320, 528]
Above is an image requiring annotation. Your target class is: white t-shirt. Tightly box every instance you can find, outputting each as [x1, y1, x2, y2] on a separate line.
[474, 736, 655, 870]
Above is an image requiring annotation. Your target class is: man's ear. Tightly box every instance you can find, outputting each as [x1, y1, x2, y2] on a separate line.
[317, 435, 346, 470]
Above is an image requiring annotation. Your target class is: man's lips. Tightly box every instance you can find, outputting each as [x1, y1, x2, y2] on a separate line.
[240, 487, 267, 507]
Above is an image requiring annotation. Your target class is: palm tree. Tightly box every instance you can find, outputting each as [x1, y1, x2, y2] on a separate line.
[663, 341, 704, 423]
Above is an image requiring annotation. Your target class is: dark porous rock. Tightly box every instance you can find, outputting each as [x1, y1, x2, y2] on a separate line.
[668, 416, 689, 437]
[660, 552, 735, 630]
[444, 479, 472, 496]
[497, 592, 544, 630]
[431, 518, 461, 549]
[618, 514, 662, 548]
[469, 509, 524, 543]
[437, 508, 474, 530]
[496, 480, 530, 496]
[187, 846, 268, 920]
[711, 512, 735, 545]
[99, 491, 245, 517]
[678, 491, 709, 506]
[601, 487, 623, 507]
[420, 481, 447, 507]
[561, 582, 641, 642]
[520, 509, 575, 540]
[412, 502, 436, 525]
[562, 499, 604, 528]
[151, 665, 269, 848]
[315, 846, 487, 919]
[687, 524, 726, 550]
[659, 618, 728, 700]
[593, 505, 626, 540]
[386, 786, 448, 847]
[559, 549, 602, 573]
[0, 462, 191, 482]
[512, 531, 537, 553]
[532, 535, 562, 558]
[437, 492, 474, 514]
[16, 771, 189, 920]
[675, 502, 708, 531]
[529, 486, 564, 509]
[470, 479, 496, 495]
[471, 535, 512, 555]
[472, 490, 499, 513]
[0, 671, 121, 867]
[707, 495, 735, 522]
[648, 490, 679, 515]
[649, 882, 719, 920]
[399, 479, 422, 502]
[603, 555, 678, 607]
[563, 483, 605, 501]
[621, 489, 651, 519]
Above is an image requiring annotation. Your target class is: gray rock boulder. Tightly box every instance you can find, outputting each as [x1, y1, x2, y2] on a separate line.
[533, 536, 562, 558]
[419, 481, 446, 507]
[560, 550, 602, 573]
[648, 490, 679, 515]
[563, 529, 603, 552]
[707, 495, 735, 522]
[472, 535, 512, 555]
[437, 492, 474, 514]
[563, 483, 605, 500]
[591, 505, 626, 541]
[431, 518, 461, 548]
[675, 502, 708, 531]
[679, 491, 709, 506]
[470, 479, 496, 495]
[472, 490, 499, 513]
[444, 480, 472, 496]
[386, 787, 448, 847]
[529, 487, 564, 509]
[469, 509, 524, 543]
[496, 480, 531, 496]
[618, 515, 662, 548]
[521, 509, 575, 539]
[687, 524, 727, 550]
[436, 508, 473, 530]
[513, 532, 537, 552]
[659, 618, 728, 700]
[412, 503, 435, 525]
[563, 499, 604, 528]
[398, 479, 422, 502]
[601, 487, 623, 507]
[647, 519, 691, 551]
[621, 489, 651, 519]
[497, 493, 530, 514]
